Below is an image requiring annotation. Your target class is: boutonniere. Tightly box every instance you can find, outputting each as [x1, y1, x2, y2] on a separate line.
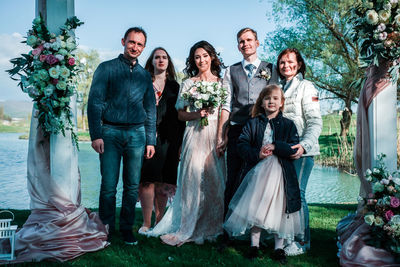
[256, 68, 271, 81]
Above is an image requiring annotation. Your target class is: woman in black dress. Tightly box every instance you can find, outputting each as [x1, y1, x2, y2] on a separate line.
[138, 47, 185, 234]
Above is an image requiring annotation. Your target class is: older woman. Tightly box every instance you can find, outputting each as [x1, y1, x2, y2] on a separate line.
[277, 48, 322, 256]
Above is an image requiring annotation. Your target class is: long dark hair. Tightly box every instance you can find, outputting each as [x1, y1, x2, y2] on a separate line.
[251, 84, 285, 118]
[145, 47, 177, 81]
[276, 48, 306, 80]
[183, 40, 223, 78]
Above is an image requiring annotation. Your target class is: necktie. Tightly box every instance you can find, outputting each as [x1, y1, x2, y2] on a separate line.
[245, 64, 255, 78]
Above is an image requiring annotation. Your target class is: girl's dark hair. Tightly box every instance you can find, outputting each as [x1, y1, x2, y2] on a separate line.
[184, 40, 223, 78]
[276, 48, 306, 79]
[144, 47, 176, 81]
[251, 84, 285, 118]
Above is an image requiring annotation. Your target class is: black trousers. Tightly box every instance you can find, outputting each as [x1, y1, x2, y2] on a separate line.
[224, 124, 245, 218]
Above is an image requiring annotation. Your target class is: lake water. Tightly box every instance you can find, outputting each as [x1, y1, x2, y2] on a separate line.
[0, 133, 360, 210]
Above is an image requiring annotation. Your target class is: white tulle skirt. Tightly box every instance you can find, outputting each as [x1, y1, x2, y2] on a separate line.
[224, 155, 304, 241]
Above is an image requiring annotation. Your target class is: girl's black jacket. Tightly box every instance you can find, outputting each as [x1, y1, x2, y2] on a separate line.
[237, 112, 301, 213]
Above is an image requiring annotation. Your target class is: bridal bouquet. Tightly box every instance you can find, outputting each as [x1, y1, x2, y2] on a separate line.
[181, 81, 227, 126]
[7, 16, 83, 147]
[351, 0, 400, 81]
[363, 154, 400, 255]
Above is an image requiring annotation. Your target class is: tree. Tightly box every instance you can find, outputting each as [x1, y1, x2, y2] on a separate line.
[263, 0, 364, 138]
[75, 49, 100, 131]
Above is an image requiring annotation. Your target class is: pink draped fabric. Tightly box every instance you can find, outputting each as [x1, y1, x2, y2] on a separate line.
[1, 105, 108, 264]
[338, 63, 398, 266]
[354, 62, 391, 201]
[338, 215, 397, 266]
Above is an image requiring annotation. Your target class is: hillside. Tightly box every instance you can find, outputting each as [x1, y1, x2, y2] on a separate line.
[0, 100, 32, 118]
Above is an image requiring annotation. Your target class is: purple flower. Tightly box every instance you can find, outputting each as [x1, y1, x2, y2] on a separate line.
[391, 196, 400, 208]
[46, 54, 58, 65]
[386, 210, 395, 221]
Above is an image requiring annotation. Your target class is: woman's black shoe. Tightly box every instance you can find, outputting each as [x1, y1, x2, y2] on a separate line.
[271, 248, 287, 264]
[246, 246, 260, 259]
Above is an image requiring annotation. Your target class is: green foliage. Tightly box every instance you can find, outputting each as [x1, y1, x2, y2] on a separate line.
[8, 204, 355, 266]
[264, 0, 364, 136]
[75, 49, 100, 131]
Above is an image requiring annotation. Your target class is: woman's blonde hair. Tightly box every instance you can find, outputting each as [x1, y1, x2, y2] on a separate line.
[251, 84, 285, 118]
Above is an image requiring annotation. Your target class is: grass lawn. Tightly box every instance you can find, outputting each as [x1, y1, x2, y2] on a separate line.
[0, 123, 29, 133]
[9, 204, 356, 267]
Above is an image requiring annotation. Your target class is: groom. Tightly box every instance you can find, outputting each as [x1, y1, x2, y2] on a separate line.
[87, 27, 156, 245]
[218, 27, 279, 226]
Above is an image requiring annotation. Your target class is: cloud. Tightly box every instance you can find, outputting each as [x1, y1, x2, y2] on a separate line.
[0, 33, 29, 67]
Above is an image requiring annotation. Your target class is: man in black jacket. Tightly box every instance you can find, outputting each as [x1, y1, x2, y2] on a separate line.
[87, 27, 156, 245]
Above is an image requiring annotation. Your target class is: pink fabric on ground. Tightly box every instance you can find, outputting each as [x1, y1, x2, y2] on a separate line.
[1, 106, 108, 264]
[338, 215, 397, 266]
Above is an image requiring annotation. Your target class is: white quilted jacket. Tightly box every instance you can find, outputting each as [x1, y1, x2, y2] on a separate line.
[282, 73, 322, 156]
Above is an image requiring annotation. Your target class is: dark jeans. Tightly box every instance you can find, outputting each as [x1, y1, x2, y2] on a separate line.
[293, 156, 314, 244]
[99, 125, 146, 232]
[224, 124, 244, 217]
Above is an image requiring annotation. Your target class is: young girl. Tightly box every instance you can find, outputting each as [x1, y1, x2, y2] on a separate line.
[223, 84, 303, 264]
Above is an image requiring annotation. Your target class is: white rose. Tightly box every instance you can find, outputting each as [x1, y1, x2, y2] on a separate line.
[391, 215, 400, 224]
[384, 3, 392, 10]
[379, 10, 391, 22]
[366, 10, 379, 25]
[364, 214, 375, 226]
[201, 94, 209, 101]
[395, 14, 400, 26]
[194, 100, 202, 109]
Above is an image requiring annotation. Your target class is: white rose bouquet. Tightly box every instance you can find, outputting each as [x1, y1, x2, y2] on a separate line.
[362, 154, 400, 255]
[181, 81, 227, 126]
[7, 16, 83, 147]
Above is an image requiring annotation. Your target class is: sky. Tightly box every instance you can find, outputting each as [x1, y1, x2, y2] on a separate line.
[0, 0, 276, 101]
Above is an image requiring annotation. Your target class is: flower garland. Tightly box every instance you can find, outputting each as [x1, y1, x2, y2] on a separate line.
[362, 154, 400, 255]
[351, 0, 400, 81]
[7, 16, 83, 147]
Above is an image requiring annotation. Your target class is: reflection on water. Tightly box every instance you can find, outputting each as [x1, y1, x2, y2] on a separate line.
[0, 133, 360, 210]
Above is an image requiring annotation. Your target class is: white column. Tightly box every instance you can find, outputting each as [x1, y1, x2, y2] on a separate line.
[368, 81, 398, 172]
[35, 0, 80, 204]
[36, 0, 74, 34]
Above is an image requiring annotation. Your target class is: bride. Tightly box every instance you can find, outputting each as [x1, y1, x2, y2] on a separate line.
[146, 40, 226, 246]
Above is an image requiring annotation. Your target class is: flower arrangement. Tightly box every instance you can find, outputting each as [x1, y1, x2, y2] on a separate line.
[351, 0, 400, 81]
[362, 154, 400, 255]
[181, 81, 228, 126]
[256, 68, 271, 81]
[7, 16, 83, 147]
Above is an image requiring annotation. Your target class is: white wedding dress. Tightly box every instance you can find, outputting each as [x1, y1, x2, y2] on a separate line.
[146, 79, 226, 246]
